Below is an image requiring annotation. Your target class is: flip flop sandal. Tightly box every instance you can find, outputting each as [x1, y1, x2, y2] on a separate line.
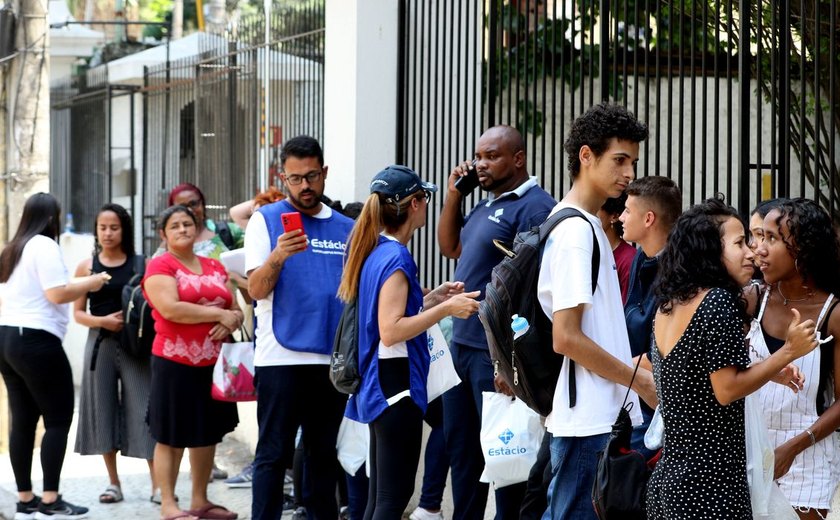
[99, 484, 123, 504]
[186, 503, 238, 520]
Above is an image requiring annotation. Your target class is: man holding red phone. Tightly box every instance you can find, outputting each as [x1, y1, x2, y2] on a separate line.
[244, 136, 354, 520]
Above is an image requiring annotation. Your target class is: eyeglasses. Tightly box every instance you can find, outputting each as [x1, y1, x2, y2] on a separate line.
[284, 170, 323, 186]
[181, 199, 202, 209]
[421, 191, 432, 203]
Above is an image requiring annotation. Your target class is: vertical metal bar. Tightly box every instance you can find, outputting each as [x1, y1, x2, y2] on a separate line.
[799, 0, 806, 196]
[643, 0, 650, 178]
[666, 4, 673, 180]
[830, 0, 837, 217]
[598, 0, 609, 102]
[812, 0, 820, 202]
[558, 0, 566, 189]
[725, 0, 734, 198]
[701, 0, 708, 196]
[107, 86, 113, 202]
[130, 91, 136, 221]
[632, 0, 639, 116]
[769, 2, 776, 196]
[411, 0, 418, 169]
[713, 0, 720, 193]
[588, 0, 595, 106]
[539, 1, 547, 182]
[487, 0, 497, 127]
[397, 0, 406, 163]
[655, 0, 661, 180]
[689, 0, 696, 201]
[779, 0, 790, 196]
[755, 0, 762, 207]
[737, 0, 750, 217]
[678, 1, 685, 192]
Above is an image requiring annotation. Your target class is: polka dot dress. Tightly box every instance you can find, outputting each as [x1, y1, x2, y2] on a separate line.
[647, 288, 752, 519]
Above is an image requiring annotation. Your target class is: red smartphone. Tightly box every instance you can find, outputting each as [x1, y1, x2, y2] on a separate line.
[281, 212, 305, 235]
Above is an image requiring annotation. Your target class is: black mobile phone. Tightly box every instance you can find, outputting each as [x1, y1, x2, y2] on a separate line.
[454, 161, 479, 195]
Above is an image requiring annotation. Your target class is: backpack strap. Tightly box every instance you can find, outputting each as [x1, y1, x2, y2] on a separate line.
[215, 220, 235, 249]
[537, 208, 601, 408]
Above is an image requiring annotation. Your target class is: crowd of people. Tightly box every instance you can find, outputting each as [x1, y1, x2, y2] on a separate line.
[0, 103, 838, 520]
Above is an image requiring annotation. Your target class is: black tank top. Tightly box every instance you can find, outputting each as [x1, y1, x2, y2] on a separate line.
[88, 255, 135, 316]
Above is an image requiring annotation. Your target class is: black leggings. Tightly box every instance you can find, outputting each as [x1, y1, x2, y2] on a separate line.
[0, 326, 74, 492]
[363, 359, 423, 520]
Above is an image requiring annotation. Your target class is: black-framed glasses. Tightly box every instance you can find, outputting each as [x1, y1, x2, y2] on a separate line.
[181, 199, 202, 209]
[285, 170, 323, 186]
[422, 190, 432, 203]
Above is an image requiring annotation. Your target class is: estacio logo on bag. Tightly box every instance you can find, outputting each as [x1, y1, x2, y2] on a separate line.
[498, 429, 514, 445]
[487, 428, 528, 457]
[427, 334, 445, 362]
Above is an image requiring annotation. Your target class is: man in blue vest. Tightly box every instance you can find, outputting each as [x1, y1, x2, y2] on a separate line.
[245, 136, 354, 520]
[438, 125, 556, 520]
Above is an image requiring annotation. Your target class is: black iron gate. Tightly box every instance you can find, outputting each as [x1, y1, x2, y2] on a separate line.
[397, 0, 840, 287]
[141, 3, 325, 253]
[50, 71, 138, 235]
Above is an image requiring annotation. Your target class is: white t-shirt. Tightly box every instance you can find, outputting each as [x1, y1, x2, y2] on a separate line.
[244, 205, 333, 367]
[0, 235, 70, 339]
[537, 202, 642, 436]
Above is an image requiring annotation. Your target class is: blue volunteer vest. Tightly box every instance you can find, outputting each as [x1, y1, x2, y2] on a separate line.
[259, 200, 354, 355]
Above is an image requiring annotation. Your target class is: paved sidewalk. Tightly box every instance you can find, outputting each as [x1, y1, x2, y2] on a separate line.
[0, 412, 263, 519]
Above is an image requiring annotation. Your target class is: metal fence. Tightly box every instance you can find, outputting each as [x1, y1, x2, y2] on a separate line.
[398, 0, 839, 287]
[50, 69, 138, 234]
[141, 2, 324, 253]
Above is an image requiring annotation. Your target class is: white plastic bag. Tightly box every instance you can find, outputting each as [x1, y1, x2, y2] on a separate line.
[211, 341, 256, 402]
[644, 405, 664, 450]
[426, 323, 461, 402]
[744, 393, 797, 520]
[479, 391, 545, 488]
[336, 416, 369, 475]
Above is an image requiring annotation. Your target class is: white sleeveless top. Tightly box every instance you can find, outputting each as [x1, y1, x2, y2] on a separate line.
[746, 288, 840, 509]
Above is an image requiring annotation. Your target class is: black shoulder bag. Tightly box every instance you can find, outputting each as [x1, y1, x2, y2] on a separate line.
[592, 355, 650, 520]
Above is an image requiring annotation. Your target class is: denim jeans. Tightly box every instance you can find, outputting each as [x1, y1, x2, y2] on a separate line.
[541, 433, 610, 520]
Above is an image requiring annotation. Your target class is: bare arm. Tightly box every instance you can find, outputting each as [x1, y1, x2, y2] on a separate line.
[71, 258, 118, 330]
[229, 200, 256, 230]
[378, 271, 479, 347]
[709, 308, 817, 405]
[247, 229, 307, 300]
[552, 304, 658, 407]
[144, 273, 238, 327]
[438, 164, 470, 259]
[45, 270, 110, 305]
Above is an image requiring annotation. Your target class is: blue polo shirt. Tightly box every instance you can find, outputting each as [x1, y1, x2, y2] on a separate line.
[452, 178, 556, 350]
[345, 236, 429, 423]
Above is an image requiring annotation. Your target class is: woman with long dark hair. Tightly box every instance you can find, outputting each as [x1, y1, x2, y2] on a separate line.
[646, 196, 818, 519]
[749, 198, 840, 519]
[337, 166, 479, 520]
[0, 193, 110, 518]
[73, 203, 157, 505]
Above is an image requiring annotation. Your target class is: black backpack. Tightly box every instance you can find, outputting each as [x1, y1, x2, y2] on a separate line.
[215, 220, 236, 249]
[478, 208, 599, 416]
[121, 255, 155, 359]
[329, 298, 360, 394]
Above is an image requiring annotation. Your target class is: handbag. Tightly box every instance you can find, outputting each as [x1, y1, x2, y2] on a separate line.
[330, 298, 361, 394]
[479, 391, 545, 488]
[592, 356, 649, 520]
[211, 329, 256, 402]
[336, 415, 369, 475]
[426, 323, 461, 402]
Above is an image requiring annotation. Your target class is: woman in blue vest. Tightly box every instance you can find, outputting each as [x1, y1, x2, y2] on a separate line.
[337, 165, 480, 520]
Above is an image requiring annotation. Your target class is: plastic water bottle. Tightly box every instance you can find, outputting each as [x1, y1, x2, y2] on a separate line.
[511, 314, 529, 340]
[64, 213, 75, 233]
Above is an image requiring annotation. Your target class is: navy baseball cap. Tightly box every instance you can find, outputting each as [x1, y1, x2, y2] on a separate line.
[369, 165, 438, 204]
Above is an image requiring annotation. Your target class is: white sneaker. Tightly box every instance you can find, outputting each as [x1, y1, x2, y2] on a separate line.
[409, 507, 444, 520]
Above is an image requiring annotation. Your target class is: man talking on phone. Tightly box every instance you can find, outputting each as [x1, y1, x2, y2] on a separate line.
[245, 135, 354, 520]
[438, 125, 555, 520]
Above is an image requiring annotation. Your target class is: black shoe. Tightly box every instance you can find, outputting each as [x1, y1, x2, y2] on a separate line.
[15, 495, 40, 520]
[34, 496, 89, 519]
